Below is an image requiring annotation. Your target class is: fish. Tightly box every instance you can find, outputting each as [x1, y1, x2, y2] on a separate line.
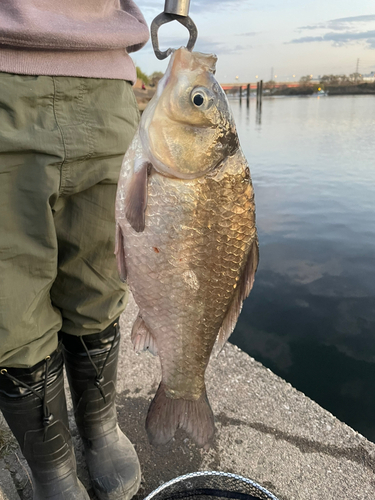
[115, 47, 258, 447]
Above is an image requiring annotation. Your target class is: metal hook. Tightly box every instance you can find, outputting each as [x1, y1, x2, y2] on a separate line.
[150, 12, 198, 60]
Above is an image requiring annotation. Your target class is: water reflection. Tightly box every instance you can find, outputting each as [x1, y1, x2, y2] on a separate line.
[229, 96, 375, 442]
[256, 109, 262, 126]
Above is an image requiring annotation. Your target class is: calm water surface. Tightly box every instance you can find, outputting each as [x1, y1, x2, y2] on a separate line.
[229, 95, 375, 441]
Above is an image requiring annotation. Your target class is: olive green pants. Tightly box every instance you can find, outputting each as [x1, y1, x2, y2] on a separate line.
[0, 73, 139, 368]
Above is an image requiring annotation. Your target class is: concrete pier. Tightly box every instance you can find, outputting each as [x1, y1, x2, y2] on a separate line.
[1, 294, 375, 500]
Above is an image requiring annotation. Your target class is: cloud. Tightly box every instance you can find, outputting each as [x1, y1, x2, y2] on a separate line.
[289, 29, 375, 48]
[196, 40, 248, 54]
[290, 13, 375, 49]
[297, 14, 375, 32]
[298, 24, 326, 31]
[331, 14, 375, 23]
[147, 35, 249, 55]
[290, 35, 324, 43]
[237, 32, 259, 37]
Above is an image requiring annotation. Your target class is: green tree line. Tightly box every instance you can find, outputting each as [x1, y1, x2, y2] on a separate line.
[299, 73, 364, 86]
[136, 67, 164, 87]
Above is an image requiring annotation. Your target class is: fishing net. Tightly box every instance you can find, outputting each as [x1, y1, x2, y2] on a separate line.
[144, 471, 280, 500]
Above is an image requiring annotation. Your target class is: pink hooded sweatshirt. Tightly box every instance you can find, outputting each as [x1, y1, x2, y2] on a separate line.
[0, 0, 149, 83]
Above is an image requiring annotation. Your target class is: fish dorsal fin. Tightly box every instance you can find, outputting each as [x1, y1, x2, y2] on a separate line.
[125, 161, 152, 232]
[115, 223, 127, 282]
[215, 238, 259, 354]
[131, 314, 158, 356]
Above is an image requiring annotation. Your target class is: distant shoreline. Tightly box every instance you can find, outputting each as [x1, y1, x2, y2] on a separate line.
[270, 82, 375, 96]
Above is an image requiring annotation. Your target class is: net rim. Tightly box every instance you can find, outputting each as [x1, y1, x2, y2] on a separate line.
[143, 471, 280, 500]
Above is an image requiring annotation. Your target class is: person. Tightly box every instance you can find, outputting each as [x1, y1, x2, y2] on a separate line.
[0, 2, 149, 500]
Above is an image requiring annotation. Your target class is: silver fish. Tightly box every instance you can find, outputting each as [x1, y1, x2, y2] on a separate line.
[115, 47, 258, 447]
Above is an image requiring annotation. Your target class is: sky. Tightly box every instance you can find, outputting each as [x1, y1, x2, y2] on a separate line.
[133, 0, 375, 83]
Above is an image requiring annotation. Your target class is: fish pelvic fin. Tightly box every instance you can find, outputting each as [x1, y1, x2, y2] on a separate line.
[146, 383, 215, 448]
[215, 237, 259, 355]
[125, 161, 151, 232]
[131, 314, 158, 356]
[115, 223, 127, 282]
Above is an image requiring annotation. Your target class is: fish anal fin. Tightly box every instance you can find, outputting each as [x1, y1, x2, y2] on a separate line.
[125, 161, 151, 233]
[131, 314, 158, 356]
[146, 383, 215, 448]
[115, 223, 127, 282]
[215, 238, 259, 354]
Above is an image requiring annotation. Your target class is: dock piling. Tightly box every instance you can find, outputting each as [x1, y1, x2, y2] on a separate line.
[256, 80, 263, 124]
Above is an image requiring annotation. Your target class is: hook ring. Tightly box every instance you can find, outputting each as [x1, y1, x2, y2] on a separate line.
[151, 13, 198, 60]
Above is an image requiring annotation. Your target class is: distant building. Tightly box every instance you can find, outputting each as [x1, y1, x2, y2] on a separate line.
[363, 72, 375, 83]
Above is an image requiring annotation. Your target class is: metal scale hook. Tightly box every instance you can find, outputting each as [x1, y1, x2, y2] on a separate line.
[151, 0, 198, 60]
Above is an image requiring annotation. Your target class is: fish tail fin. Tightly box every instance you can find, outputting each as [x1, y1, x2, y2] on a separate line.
[146, 383, 215, 448]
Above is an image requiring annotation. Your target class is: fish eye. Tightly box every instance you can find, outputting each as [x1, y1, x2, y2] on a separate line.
[192, 92, 205, 107]
[191, 87, 214, 110]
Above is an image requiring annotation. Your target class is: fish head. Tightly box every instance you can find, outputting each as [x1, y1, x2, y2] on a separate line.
[141, 47, 239, 179]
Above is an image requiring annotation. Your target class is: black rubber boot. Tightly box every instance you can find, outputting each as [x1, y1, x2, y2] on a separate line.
[0, 345, 89, 500]
[61, 321, 141, 500]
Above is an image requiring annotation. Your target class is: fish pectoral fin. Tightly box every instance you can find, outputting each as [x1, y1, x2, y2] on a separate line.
[131, 314, 158, 356]
[115, 223, 127, 282]
[146, 383, 215, 448]
[125, 161, 151, 233]
[215, 237, 259, 355]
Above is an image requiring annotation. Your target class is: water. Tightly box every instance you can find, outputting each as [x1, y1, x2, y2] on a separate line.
[229, 95, 375, 442]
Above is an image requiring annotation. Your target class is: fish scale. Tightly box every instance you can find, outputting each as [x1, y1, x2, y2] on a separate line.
[121, 149, 255, 398]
